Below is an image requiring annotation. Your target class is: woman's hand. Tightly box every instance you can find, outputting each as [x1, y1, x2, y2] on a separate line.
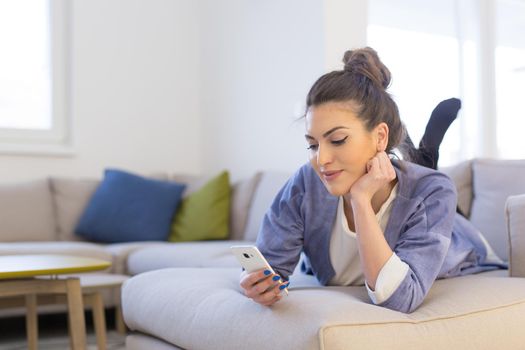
[349, 151, 396, 202]
[239, 269, 288, 306]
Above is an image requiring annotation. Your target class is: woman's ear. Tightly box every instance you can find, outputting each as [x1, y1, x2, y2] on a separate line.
[375, 122, 389, 152]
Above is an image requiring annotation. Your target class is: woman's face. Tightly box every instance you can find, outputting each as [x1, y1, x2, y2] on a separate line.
[305, 102, 380, 196]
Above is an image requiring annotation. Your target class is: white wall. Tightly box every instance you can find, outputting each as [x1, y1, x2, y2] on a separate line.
[0, 0, 202, 182]
[198, 0, 325, 181]
[199, 0, 367, 181]
[324, 0, 368, 71]
[0, 0, 368, 183]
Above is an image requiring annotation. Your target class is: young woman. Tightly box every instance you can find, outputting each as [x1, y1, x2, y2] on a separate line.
[239, 47, 505, 313]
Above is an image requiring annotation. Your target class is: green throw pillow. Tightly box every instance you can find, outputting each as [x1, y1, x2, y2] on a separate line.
[168, 171, 230, 242]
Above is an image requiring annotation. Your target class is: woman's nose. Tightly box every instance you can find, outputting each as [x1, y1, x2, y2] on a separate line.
[317, 145, 333, 167]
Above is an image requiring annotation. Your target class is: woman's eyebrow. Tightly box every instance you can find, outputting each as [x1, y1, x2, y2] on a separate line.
[305, 126, 349, 140]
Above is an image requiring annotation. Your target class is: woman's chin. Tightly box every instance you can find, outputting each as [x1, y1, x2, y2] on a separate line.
[323, 182, 350, 197]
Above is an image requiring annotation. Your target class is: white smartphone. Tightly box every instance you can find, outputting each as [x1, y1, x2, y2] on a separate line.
[230, 245, 288, 295]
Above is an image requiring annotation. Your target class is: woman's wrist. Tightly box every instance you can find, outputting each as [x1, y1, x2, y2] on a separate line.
[349, 192, 372, 208]
[349, 195, 374, 219]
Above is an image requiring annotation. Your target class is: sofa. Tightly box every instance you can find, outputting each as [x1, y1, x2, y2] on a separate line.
[120, 159, 525, 350]
[0, 169, 291, 318]
[1, 159, 525, 349]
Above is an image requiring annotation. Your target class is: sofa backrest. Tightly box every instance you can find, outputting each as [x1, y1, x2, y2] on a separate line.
[0, 179, 56, 241]
[468, 159, 525, 261]
[49, 172, 262, 242]
[439, 160, 473, 218]
[242, 171, 293, 242]
[229, 173, 263, 241]
[51, 173, 171, 241]
[50, 177, 101, 241]
[171, 172, 263, 241]
[441, 158, 525, 262]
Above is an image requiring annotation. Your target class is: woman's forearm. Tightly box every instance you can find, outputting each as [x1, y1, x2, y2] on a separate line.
[351, 196, 393, 290]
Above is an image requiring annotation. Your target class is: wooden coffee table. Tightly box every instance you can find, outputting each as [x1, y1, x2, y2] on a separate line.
[0, 254, 111, 350]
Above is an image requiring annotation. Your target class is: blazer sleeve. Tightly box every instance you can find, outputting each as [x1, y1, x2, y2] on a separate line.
[255, 172, 306, 281]
[379, 174, 457, 313]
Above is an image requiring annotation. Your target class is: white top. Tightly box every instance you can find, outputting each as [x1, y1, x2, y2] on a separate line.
[328, 184, 410, 304]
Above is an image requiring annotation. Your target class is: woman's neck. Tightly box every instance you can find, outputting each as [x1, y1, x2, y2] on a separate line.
[370, 179, 397, 214]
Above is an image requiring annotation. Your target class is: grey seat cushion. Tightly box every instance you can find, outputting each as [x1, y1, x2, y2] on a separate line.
[470, 159, 525, 261]
[122, 268, 525, 350]
[104, 242, 167, 275]
[126, 241, 248, 275]
[126, 334, 184, 350]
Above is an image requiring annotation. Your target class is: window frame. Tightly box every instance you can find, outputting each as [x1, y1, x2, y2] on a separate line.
[0, 0, 73, 156]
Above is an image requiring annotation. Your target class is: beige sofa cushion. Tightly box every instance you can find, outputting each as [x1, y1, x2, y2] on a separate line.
[242, 171, 292, 242]
[50, 177, 100, 241]
[122, 268, 525, 350]
[470, 159, 525, 261]
[439, 159, 473, 217]
[0, 179, 56, 241]
[229, 173, 262, 241]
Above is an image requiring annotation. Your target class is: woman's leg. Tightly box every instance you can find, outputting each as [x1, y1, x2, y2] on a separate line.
[417, 98, 461, 169]
[404, 98, 461, 170]
[404, 97, 465, 216]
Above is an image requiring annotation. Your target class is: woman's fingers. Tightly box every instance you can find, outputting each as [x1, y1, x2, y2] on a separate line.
[240, 268, 270, 290]
[370, 152, 395, 181]
[367, 156, 380, 173]
[260, 293, 283, 306]
[240, 269, 286, 306]
[377, 152, 396, 180]
[253, 283, 282, 304]
[350, 152, 396, 201]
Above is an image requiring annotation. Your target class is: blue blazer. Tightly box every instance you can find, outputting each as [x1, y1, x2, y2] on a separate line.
[256, 160, 506, 313]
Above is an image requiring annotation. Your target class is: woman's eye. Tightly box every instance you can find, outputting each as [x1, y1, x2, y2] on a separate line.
[306, 144, 319, 151]
[331, 136, 348, 146]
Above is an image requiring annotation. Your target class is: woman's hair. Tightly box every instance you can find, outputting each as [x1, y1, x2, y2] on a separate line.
[305, 47, 406, 154]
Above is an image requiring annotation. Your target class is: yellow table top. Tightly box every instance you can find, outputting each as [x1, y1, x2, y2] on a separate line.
[0, 255, 111, 280]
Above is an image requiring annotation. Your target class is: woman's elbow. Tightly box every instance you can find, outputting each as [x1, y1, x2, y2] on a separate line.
[376, 288, 425, 314]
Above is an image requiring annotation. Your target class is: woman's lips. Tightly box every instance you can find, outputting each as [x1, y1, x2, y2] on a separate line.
[322, 170, 343, 181]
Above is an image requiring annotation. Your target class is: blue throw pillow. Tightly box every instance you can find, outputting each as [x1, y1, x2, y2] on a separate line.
[75, 169, 186, 243]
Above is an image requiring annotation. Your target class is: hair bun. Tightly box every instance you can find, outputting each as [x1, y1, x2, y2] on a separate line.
[342, 47, 391, 90]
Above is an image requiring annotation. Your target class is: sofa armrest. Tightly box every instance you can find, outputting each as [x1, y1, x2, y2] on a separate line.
[506, 194, 525, 277]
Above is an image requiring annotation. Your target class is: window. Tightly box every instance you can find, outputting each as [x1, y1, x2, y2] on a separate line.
[368, 28, 462, 166]
[496, 0, 525, 159]
[368, 0, 464, 166]
[0, 0, 71, 155]
[368, 0, 525, 164]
